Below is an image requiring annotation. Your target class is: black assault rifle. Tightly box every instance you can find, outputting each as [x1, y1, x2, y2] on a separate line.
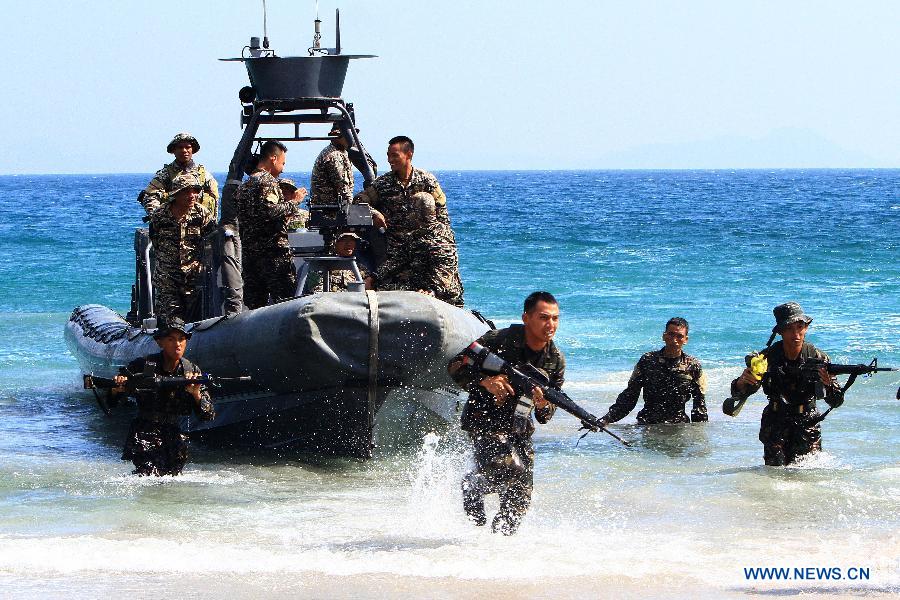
[798, 358, 897, 423]
[461, 341, 632, 447]
[798, 358, 896, 393]
[83, 371, 251, 416]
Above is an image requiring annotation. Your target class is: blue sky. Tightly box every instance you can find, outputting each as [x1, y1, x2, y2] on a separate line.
[2, 1, 897, 173]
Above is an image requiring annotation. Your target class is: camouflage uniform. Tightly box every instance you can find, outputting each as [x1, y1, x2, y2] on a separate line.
[601, 349, 707, 425]
[374, 220, 464, 307]
[238, 171, 300, 309]
[730, 341, 843, 466]
[149, 201, 214, 322]
[141, 160, 219, 219]
[450, 324, 564, 535]
[120, 352, 215, 476]
[354, 167, 451, 254]
[311, 263, 368, 293]
[310, 142, 354, 207]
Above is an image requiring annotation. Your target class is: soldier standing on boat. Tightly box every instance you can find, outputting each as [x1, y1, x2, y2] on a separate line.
[368, 192, 464, 306]
[140, 133, 219, 219]
[310, 123, 354, 207]
[353, 136, 454, 256]
[113, 317, 216, 477]
[598, 317, 707, 426]
[238, 141, 307, 309]
[148, 173, 215, 322]
[448, 291, 564, 535]
[729, 302, 843, 466]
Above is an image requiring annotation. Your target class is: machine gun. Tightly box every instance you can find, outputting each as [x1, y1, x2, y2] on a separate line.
[797, 358, 896, 392]
[83, 371, 251, 416]
[461, 341, 632, 447]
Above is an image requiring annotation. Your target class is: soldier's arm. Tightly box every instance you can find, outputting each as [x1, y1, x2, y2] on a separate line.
[259, 185, 298, 220]
[324, 156, 354, 206]
[141, 171, 169, 214]
[447, 329, 504, 392]
[818, 351, 845, 408]
[353, 186, 379, 207]
[205, 173, 220, 201]
[536, 353, 564, 423]
[601, 357, 644, 424]
[690, 364, 709, 422]
[421, 238, 459, 298]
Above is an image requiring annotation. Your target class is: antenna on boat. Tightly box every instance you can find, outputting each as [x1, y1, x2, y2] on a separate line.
[310, 4, 341, 55]
[262, 0, 270, 50]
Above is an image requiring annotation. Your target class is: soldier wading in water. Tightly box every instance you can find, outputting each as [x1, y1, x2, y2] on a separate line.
[730, 302, 843, 466]
[448, 291, 565, 535]
[113, 318, 215, 476]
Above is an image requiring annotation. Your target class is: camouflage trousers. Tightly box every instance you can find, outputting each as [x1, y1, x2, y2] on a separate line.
[461, 432, 535, 535]
[121, 418, 189, 476]
[242, 249, 297, 309]
[154, 272, 201, 323]
[759, 402, 822, 466]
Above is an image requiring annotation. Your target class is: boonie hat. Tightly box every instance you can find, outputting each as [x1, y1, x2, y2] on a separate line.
[167, 132, 200, 154]
[153, 316, 192, 340]
[169, 172, 203, 197]
[772, 302, 813, 333]
[278, 178, 299, 191]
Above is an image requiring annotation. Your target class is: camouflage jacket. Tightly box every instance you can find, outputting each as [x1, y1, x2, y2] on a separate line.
[141, 160, 219, 219]
[310, 142, 354, 207]
[729, 341, 843, 409]
[374, 221, 464, 307]
[238, 171, 298, 255]
[121, 353, 214, 419]
[452, 325, 564, 437]
[149, 203, 214, 280]
[603, 349, 707, 424]
[354, 167, 450, 250]
[312, 261, 369, 293]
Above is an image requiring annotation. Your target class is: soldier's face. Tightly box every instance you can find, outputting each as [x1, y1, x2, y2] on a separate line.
[156, 331, 188, 362]
[272, 150, 286, 177]
[173, 142, 193, 164]
[663, 325, 688, 354]
[779, 321, 808, 350]
[522, 301, 560, 348]
[334, 238, 356, 257]
[174, 187, 200, 209]
[387, 143, 413, 176]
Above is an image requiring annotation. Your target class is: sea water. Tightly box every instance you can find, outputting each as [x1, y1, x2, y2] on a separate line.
[0, 170, 897, 598]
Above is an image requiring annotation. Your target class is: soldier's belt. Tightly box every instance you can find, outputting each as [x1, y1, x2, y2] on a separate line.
[769, 400, 813, 414]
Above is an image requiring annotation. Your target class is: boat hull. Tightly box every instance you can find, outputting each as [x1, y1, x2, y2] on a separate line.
[65, 292, 489, 456]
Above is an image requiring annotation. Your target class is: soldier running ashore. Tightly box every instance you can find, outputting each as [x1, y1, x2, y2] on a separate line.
[448, 291, 564, 535]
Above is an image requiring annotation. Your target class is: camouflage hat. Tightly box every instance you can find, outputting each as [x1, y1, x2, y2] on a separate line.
[772, 302, 813, 333]
[277, 178, 299, 191]
[153, 316, 192, 340]
[169, 172, 204, 197]
[166, 132, 200, 154]
[409, 192, 436, 223]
